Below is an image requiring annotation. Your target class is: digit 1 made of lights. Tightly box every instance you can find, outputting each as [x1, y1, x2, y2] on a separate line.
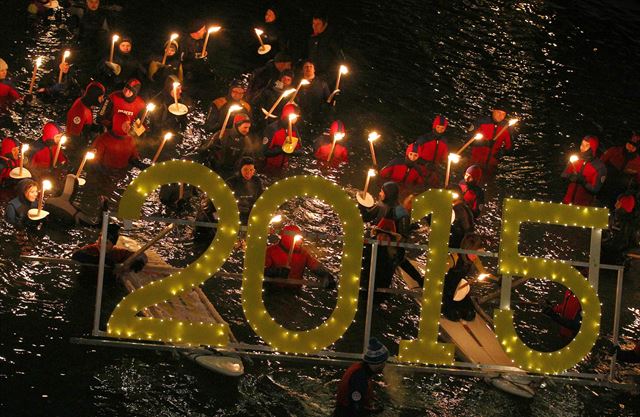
[107, 160, 239, 347]
[242, 176, 364, 354]
[495, 199, 608, 374]
[398, 189, 456, 364]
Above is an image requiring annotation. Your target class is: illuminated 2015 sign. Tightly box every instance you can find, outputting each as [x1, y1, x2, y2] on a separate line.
[107, 160, 608, 374]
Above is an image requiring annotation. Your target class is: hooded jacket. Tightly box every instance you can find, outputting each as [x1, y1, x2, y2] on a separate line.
[562, 136, 607, 206]
[66, 82, 105, 138]
[30, 123, 68, 169]
[470, 115, 514, 166]
[5, 179, 38, 227]
[313, 121, 348, 165]
[0, 137, 20, 182]
[264, 225, 329, 281]
[99, 80, 145, 128]
[93, 113, 140, 169]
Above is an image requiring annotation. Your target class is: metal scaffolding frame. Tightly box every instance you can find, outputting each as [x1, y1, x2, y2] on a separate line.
[76, 213, 635, 392]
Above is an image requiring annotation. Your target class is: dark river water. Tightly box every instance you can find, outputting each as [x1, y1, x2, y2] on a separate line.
[1, 0, 639, 416]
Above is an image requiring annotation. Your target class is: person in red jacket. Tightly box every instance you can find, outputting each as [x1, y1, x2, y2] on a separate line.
[66, 81, 105, 146]
[543, 289, 582, 339]
[262, 103, 302, 170]
[458, 165, 485, 218]
[469, 103, 515, 169]
[410, 115, 450, 187]
[562, 136, 607, 206]
[264, 224, 336, 288]
[93, 112, 146, 170]
[599, 133, 640, 209]
[334, 337, 388, 417]
[314, 120, 348, 166]
[0, 137, 24, 185]
[0, 58, 21, 111]
[29, 122, 68, 170]
[379, 144, 428, 189]
[98, 78, 145, 131]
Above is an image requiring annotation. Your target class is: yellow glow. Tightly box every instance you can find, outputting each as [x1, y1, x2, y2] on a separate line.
[228, 104, 242, 113]
[86, 151, 95, 160]
[399, 189, 456, 364]
[569, 154, 579, 164]
[59, 135, 67, 144]
[42, 180, 52, 191]
[146, 102, 156, 112]
[283, 88, 296, 97]
[242, 176, 363, 353]
[108, 161, 239, 346]
[254, 28, 264, 36]
[495, 198, 608, 373]
[163, 132, 173, 141]
[112, 34, 120, 42]
[448, 153, 461, 163]
[170, 33, 179, 41]
[63, 50, 71, 59]
[339, 65, 349, 74]
[208, 26, 221, 33]
[508, 118, 519, 126]
[368, 132, 380, 142]
[367, 169, 376, 177]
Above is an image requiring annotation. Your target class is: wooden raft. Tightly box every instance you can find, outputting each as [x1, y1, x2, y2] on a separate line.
[116, 236, 230, 329]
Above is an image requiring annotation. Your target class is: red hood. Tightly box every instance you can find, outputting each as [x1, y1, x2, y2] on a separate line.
[1, 137, 18, 155]
[279, 225, 302, 250]
[42, 122, 60, 142]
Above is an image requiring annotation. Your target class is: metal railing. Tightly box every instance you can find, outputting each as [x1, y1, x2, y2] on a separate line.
[74, 212, 634, 392]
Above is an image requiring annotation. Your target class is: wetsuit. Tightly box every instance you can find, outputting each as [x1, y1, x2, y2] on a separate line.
[379, 158, 427, 187]
[30, 123, 68, 169]
[412, 132, 449, 187]
[469, 116, 514, 168]
[442, 253, 477, 322]
[334, 362, 375, 417]
[204, 96, 251, 133]
[458, 180, 484, 218]
[308, 26, 343, 77]
[0, 137, 20, 185]
[262, 119, 301, 170]
[93, 113, 143, 170]
[0, 79, 21, 111]
[450, 200, 475, 249]
[66, 81, 105, 145]
[5, 180, 37, 228]
[544, 290, 582, 338]
[200, 127, 261, 172]
[562, 151, 606, 206]
[599, 145, 640, 208]
[99, 90, 145, 130]
[296, 76, 331, 123]
[314, 133, 348, 165]
[226, 173, 264, 224]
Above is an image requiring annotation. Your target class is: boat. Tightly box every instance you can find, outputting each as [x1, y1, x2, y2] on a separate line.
[116, 235, 244, 377]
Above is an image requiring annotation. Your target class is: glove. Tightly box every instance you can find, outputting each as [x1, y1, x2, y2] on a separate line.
[321, 274, 337, 290]
[130, 257, 146, 273]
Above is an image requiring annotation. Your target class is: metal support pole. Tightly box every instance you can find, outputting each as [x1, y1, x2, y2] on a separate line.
[609, 267, 624, 380]
[363, 243, 378, 353]
[92, 210, 110, 336]
[588, 228, 602, 289]
[499, 274, 512, 310]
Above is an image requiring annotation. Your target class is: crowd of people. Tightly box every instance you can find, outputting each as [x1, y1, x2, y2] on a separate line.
[1, 1, 639, 411]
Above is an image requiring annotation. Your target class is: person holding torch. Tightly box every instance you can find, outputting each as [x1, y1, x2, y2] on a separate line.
[262, 103, 302, 170]
[468, 102, 517, 169]
[313, 120, 349, 166]
[264, 224, 336, 289]
[561, 135, 606, 206]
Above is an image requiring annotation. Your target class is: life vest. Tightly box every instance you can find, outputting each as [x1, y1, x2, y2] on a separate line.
[379, 158, 426, 186]
[264, 125, 300, 169]
[93, 130, 139, 169]
[415, 135, 449, 165]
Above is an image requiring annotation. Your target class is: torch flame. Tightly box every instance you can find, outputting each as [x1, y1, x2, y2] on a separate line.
[339, 65, 349, 74]
[208, 26, 221, 33]
[163, 132, 173, 141]
[293, 234, 303, 243]
[283, 88, 297, 97]
[288, 113, 298, 122]
[368, 132, 380, 142]
[334, 132, 345, 141]
[448, 153, 461, 163]
[63, 50, 71, 59]
[477, 273, 490, 281]
[269, 214, 282, 224]
[254, 28, 264, 36]
[473, 133, 484, 140]
[508, 118, 519, 126]
[569, 154, 579, 163]
[86, 151, 95, 160]
[22, 144, 30, 153]
[60, 135, 67, 144]
[42, 179, 52, 191]
[35, 57, 43, 68]
[228, 104, 243, 113]
[367, 168, 376, 177]
[170, 33, 179, 41]
[146, 102, 156, 112]
[112, 34, 120, 42]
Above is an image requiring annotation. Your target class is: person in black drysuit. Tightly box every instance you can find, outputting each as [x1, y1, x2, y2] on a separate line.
[441, 234, 483, 322]
[226, 157, 264, 225]
[359, 182, 422, 291]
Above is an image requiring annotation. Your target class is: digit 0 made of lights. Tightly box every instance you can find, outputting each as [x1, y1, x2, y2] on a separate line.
[399, 189, 456, 364]
[107, 160, 239, 346]
[496, 199, 608, 374]
[242, 176, 364, 353]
